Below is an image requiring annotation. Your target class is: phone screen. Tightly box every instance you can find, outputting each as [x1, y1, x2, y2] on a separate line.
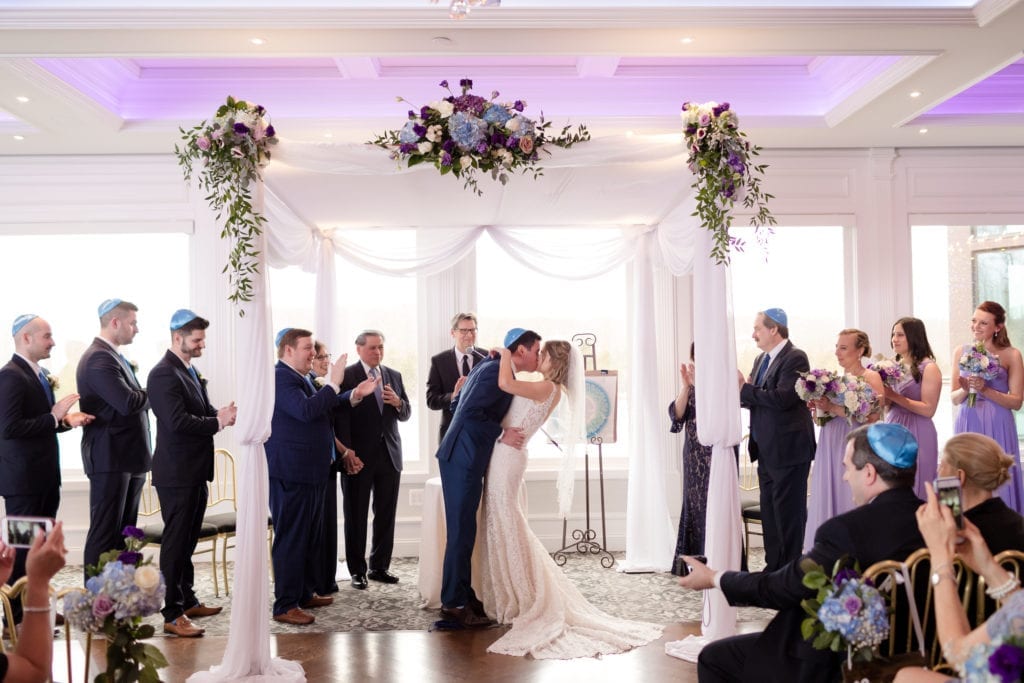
[934, 477, 964, 530]
[2, 516, 53, 549]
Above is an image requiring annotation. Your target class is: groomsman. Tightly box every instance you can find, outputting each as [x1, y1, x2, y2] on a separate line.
[0, 314, 93, 618]
[77, 299, 152, 572]
[147, 309, 237, 638]
[738, 308, 816, 572]
[426, 313, 486, 444]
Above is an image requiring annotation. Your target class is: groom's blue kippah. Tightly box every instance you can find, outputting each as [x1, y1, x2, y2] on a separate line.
[504, 327, 527, 349]
[763, 307, 788, 328]
[11, 313, 38, 336]
[275, 327, 293, 347]
[97, 298, 122, 318]
[169, 309, 198, 331]
[866, 423, 918, 469]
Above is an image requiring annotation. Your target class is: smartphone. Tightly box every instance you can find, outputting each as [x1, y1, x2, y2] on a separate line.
[1, 516, 54, 549]
[934, 476, 964, 530]
[674, 555, 707, 577]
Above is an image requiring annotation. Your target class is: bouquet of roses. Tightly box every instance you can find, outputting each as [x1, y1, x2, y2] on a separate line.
[795, 369, 841, 426]
[958, 633, 1024, 682]
[867, 359, 907, 390]
[831, 374, 878, 425]
[801, 557, 890, 664]
[64, 526, 168, 683]
[958, 342, 1001, 408]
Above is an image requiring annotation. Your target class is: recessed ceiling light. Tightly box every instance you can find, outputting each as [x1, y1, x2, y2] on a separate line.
[15, 96, 29, 103]
[12, 135, 24, 141]
[918, 128, 928, 134]
[909, 90, 922, 98]
[679, 37, 694, 44]
[323, 132, 333, 139]
[250, 37, 266, 46]
[625, 130, 635, 137]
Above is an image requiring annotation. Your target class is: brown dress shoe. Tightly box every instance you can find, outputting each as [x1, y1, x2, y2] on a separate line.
[300, 594, 333, 609]
[163, 615, 205, 638]
[440, 605, 495, 629]
[272, 607, 315, 626]
[185, 604, 223, 618]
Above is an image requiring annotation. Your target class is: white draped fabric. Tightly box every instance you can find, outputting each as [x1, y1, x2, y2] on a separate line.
[194, 134, 742, 678]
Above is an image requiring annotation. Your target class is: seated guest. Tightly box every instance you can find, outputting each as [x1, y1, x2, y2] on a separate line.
[0, 522, 68, 683]
[940, 432, 1024, 553]
[679, 423, 924, 683]
[894, 484, 1024, 682]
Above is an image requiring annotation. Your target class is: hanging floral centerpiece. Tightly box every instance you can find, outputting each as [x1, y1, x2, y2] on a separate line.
[370, 78, 590, 195]
[175, 96, 278, 310]
[681, 101, 775, 263]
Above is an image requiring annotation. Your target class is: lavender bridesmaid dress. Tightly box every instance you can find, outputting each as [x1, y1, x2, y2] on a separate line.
[803, 416, 856, 551]
[954, 365, 1024, 513]
[884, 360, 938, 499]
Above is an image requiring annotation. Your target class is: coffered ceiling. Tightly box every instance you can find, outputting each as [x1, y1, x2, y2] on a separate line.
[0, 0, 1021, 155]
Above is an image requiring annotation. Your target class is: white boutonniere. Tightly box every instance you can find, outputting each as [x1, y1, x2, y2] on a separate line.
[43, 369, 60, 392]
[313, 376, 326, 389]
[128, 359, 139, 374]
[195, 369, 208, 387]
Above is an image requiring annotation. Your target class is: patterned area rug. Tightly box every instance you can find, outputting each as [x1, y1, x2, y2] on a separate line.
[51, 550, 775, 638]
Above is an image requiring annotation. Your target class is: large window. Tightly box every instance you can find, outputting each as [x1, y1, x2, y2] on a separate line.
[0, 232, 190, 476]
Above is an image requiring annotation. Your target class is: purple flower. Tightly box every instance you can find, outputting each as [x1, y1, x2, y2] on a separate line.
[439, 80, 449, 88]
[460, 78, 473, 89]
[256, 105, 266, 115]
[681, 101, 690, 110]
[491, 90, 499, 99]
[442, 139, 456, 153]
[196, 136, 211, 151]
[92, 594, 115, 618]
[399, 142, 417, 154]
[989, 642, 1024, 681]
[420, 106, 431, 119]
[118, 550, 141, 566]
[441, 151, 452, 167]
[407, 109, 416, 119]
[233, 122, 249, 135]
[413, 124, 427, 137]
[834, 567, 859, 585]
[475, 141, 488, 154]
[506, 136, 519, 149]
[843, 596, 862, 615]
[265, 124, 275, 138]
[513, 100, 525, 112]
[123, 526, 144, 540]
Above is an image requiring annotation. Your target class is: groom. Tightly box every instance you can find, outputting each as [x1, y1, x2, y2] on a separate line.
[436, 327, 541, 627]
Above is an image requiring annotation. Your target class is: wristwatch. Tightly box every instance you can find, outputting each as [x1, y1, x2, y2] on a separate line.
[932, 569, 956, 586]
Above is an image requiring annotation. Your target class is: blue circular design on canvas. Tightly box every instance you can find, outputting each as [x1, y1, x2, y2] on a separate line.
[585, 379, 610, 439]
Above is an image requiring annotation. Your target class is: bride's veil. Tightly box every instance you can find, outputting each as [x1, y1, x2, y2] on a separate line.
[544, 342, 586, 518]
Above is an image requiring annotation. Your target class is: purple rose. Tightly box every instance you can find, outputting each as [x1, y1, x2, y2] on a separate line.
[439, 80, 449, 88]
[92, 594, 115, 618]
[265, 125, 275, 138]
[118, 551, 141, 565]
[122, 526, 144, 540]
[843, 596, 862, 615]
[989, 642, 1024, 681]
[196, 136, 211, 151]
[441, 151, 452, 167]
[233, 122, 249, 135]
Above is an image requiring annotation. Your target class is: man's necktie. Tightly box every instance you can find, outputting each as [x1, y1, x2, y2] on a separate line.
[370, 367, 384, 411]
[120, 353, 138, 387]
[37, 370, 54, 406]
[461, 354, 470, 377]
[303, 374, 317, 395]
[754, 355, 770, 386]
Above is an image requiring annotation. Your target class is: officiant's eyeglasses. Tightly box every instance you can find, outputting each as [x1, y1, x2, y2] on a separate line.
[456, 327, 477, 334]
[315, 354, 331, 360]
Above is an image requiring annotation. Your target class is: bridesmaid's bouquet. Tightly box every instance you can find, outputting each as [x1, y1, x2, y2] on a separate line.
[867, 359, 906, 389]
[958, 342, 1000, 408]
[795, 369, 840, 426]
[832, 374, 878, 425]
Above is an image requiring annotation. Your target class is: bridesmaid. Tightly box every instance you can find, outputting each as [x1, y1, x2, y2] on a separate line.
[883, 317, 941, 499]
[803, 329, 883, 550]
[952, 301, 1024, 513]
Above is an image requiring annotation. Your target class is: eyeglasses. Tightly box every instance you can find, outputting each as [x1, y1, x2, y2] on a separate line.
[315, 354, 331, 361]
[455, 327, 478, 334]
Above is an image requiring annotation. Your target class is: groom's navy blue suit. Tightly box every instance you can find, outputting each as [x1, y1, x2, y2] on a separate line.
[436, 355, 512, 609]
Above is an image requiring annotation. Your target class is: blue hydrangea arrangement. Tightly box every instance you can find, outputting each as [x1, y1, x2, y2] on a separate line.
[959, 634, 1024, 682]
[370, 78, 590, 195]
[800, 557, 890, 662]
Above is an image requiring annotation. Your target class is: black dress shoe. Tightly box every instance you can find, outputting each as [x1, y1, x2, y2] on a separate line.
[367, 569, 399, 584]
[440, 605, 494, 628]
[351, 574, 368, 590]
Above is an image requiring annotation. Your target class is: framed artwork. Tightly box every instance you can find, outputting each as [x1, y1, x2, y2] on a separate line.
[584, 370, 618, 443]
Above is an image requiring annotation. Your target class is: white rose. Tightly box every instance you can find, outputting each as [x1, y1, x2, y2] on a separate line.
[417, 141, 433, 154]
[434, 100, 454, 119]
[505, 117, 521, 133]
[426, 125, 443, 142]
[134, 565, 160, 592]
[460, 155, 472, 169]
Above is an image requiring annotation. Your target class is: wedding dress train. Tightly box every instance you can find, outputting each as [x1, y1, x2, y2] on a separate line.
[477, 389, 663, 659]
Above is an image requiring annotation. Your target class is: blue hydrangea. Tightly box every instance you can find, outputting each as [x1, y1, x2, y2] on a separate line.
[398, 120, 421, 144]
[482, 104, 512, 126]
[448, 111, 487, 151]
[817, 579, 888, 649]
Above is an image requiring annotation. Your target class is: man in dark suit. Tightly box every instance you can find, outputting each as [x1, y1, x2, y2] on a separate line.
[738, 308, 816, 571]
[435, 328, 538, 627]
[266, 328, 375, 626]
[680, 423, 925, 683]
[0, 314, 92, 618]
[147, 310, 237, 638]
[426, 313, 486, 445]
[334, 330, 411, 590]
[77, 299, 152, 573]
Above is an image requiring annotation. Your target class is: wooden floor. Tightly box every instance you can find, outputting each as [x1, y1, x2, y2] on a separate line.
[54, 621, 770, 682]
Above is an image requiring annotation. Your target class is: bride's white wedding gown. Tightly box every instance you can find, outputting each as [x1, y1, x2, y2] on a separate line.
[476, 388, 663, 659]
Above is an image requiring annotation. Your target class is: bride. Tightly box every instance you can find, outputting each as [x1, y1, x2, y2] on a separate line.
[475, 340, 663, 659]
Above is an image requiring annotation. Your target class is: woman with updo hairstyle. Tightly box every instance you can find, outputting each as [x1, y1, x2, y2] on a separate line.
[803, 328, 884, 551]
[883, 317, 941, 499]
[951, 301, 1024, 513]
[940, 433, 1024, 554]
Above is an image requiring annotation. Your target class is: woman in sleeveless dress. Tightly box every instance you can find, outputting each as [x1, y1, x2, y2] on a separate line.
[476, 340, 663, 659]
[803, 329, 883, 550]
[952, 301, 1024, 514]
[883, 317, 941, 499]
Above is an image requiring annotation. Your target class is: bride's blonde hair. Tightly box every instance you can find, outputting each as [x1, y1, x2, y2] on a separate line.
[543, 340, 571, 387]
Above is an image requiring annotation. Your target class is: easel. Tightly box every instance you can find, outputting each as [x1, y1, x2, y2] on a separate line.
[552, 333, 615, 569]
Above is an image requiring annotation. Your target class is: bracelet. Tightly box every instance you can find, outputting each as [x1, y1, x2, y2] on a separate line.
[21, 605, 52, 613]
[986, 575, 1021, 600]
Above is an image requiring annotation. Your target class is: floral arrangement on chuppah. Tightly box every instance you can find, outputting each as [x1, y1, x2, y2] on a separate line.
[370, 78, 590, 195]
[175, 96, 278, 309]
[64, 526, 167, 683]
[681, 101, 775, 263]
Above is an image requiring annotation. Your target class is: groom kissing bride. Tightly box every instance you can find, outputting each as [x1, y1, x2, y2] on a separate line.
[436, 328, 662, 659]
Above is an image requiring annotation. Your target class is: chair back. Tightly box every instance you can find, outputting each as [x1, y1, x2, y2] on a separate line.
[208, 448, 237, 511]
[138, 472, 160, 517]
[738, 435, 757, 491]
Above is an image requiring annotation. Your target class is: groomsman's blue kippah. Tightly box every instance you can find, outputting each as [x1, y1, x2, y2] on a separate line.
[504, 327, 527, 349]
[275, 327, 293, 347]
[169, 309, 198, 331]
[866, 423, 918, 469]
[763, 307, 788, 328]
[97, 298, 123, 318]
[11, 313, 38, 336]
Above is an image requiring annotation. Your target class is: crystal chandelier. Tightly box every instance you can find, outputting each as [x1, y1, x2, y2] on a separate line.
[430, 0, 501, 21]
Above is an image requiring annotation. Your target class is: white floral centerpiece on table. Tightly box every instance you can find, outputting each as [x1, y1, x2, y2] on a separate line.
[175, 96, 278, 310]
[681, 101, 775, 263]
[370, 78, 590, 195]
